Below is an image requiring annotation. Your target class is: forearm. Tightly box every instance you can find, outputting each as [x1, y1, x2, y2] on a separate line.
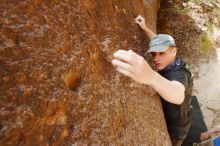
[148, 72, 185, 105]
[142, 27, 156, 39]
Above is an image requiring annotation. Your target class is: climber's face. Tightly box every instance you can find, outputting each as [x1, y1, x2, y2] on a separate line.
[151, 47, 177, 71]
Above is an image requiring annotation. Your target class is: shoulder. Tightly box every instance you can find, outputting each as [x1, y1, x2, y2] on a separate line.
[170, 57, 192, 77]
[173, 64, 192, 77]
[170, 64, 193, 88]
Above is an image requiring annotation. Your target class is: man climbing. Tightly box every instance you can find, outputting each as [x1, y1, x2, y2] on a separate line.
[111, 15, 193, 146]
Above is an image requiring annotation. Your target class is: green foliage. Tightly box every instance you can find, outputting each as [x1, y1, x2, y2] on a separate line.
[188, 0, 208, 4]
[207, 23, 214, 32]
[172, 5, 187, 14]
[213, 8, 220, 21]
[200, 34, 214, 53]
[192, 143, 200, 146]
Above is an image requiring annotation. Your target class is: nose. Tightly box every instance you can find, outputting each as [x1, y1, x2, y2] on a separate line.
[152, 53, 160, 62]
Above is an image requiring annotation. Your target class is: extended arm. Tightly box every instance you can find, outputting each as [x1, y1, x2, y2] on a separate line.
[112, 50, 185, 105]
[150, 72, 185, 105]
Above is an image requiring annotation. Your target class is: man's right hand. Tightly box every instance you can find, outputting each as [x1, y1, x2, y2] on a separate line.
[135, 15, 147, 30]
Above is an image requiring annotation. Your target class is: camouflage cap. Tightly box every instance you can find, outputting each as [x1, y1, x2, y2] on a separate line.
[146, 34, 176, 53]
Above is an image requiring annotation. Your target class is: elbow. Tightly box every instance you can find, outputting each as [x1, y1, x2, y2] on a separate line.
[177, 96, 184, 105]
[169, 81, 185, 105]
[176, 93, 185, 105]
[176, 84, 185, 105]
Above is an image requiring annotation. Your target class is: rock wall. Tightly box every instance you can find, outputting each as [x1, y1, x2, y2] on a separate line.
[157, 0, 205, 65]
[0, 0, 171, 145]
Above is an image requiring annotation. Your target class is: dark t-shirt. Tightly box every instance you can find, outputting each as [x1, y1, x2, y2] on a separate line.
[159, 57, 193, 140]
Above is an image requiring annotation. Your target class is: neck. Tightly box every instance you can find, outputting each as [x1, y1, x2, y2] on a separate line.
[158, 57, 179, 75]
[169, 56, 176, 65]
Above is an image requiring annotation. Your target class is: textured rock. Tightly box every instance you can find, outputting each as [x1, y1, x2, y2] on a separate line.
[157, 0, 208, 65]
[0, 0, 171, 145]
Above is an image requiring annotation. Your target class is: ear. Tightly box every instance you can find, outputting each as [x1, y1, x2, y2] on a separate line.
[171, 47, 177, 56]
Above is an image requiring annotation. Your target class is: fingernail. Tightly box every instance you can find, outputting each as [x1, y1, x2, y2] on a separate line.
[113, 52, 118, 58]
[111, 59, 116, 65]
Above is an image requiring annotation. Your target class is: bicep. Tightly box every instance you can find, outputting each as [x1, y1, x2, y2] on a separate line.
[171, 80, 185, 92]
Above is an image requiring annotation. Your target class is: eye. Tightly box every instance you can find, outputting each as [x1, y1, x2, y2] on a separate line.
[151, 52, 156, 57]
[159, 52, 165, 55]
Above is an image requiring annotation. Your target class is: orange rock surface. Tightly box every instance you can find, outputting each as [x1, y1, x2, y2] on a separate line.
[0, 0, 171, 145]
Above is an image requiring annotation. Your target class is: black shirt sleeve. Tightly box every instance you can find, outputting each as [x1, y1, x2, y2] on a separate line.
[169, 68, 190, 90]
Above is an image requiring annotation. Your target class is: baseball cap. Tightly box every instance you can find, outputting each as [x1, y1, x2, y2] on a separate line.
[146, 34, 176, 53]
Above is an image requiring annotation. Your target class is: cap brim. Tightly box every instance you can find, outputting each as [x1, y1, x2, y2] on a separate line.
[145, 45, 169, 55]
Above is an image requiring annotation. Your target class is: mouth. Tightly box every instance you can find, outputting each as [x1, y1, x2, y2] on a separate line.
[155, 63, 161, 68]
